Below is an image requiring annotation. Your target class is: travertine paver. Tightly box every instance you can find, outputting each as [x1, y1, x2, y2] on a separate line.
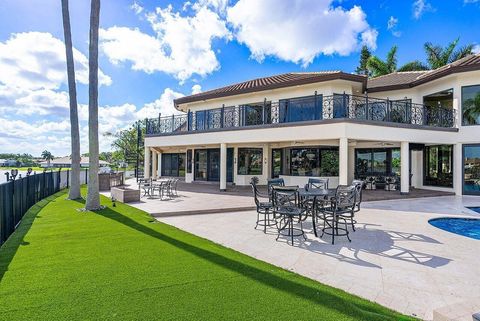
[156, 197, 480, 321]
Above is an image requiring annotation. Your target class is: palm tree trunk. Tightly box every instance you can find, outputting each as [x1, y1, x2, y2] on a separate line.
[85, 0, 101, 210]
[61, 0, 82, 200]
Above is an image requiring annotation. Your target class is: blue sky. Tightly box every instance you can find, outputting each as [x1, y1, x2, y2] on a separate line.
[0, 0, 479, 156]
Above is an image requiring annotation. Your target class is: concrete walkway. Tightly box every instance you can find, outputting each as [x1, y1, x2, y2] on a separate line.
[157, 198, 480, 321]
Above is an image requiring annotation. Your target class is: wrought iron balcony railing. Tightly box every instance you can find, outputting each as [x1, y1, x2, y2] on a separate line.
[145, 94, 456, 136]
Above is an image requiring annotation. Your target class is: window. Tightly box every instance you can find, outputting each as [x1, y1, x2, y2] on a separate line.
[162, 153, 186, 177]
[238, 148, 263, 175]
[186, 150, 192, 173]
[279, 95, 322, 123]
[289, 147, 339, 176]
[272, 149, 283, 178]
[354, 148, 399, 178]
[290, 148, 319, 176]
[424, 145, 453, 187]
[463, 144, 480, 195]
[462, 85, 480, 125]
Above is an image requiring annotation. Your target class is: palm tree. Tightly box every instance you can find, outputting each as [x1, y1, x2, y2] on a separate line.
[424, 38, 474, 69]
[366, 46, 398, 77]
[85, 0, 101, 211]
[61, 0, 81, 200]
[463, 93, 480, 125]
[41, 150, 54, 167]
[367, 46, 429, 77]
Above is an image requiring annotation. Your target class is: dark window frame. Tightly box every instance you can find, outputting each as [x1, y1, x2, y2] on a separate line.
[237, 148, 263, 175]
[354, 148, 400, 178]
[186, 149, 192, 174]
[423, 145, 453, 188]
[461, 84, 480, 126]
[288, 146, 339, 177]
[462, 144, 480, 195]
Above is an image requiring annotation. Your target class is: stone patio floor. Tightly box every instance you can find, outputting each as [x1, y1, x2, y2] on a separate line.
[103, 180, 480, 320]
[157, 198, 479, 321]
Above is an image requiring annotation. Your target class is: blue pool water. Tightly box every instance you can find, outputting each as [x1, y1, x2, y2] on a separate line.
[429, 217, 480, 240]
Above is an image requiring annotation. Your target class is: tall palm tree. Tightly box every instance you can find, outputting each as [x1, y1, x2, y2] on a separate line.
[85, 0, 101, 211]
[41, 150, 54, 167]
[463, 93, 480, 125]
[61, 0, 81, 200]
[367, 46, 429, 77]
[424, 38, 474, 69]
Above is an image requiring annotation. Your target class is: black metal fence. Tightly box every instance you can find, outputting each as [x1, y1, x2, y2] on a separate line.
[0, 169, 88, 246]
[146, 93, 456, 136]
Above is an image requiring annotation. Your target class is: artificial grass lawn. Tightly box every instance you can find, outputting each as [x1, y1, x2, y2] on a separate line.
[0, 188, 414, 321]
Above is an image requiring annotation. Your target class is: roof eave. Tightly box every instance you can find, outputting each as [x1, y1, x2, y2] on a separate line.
[174, 72, 366, 107]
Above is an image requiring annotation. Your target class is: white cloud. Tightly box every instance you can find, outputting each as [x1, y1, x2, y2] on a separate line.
[473, 44, 480, 54]
[226, 0, 377, 66]
[387, 16, 401, 37]
[191, 84, 202, 94]
[412, 0, 435, 19]
[131, 1, 144, 15]
[0, 31, 111, 90]
[100, 5, 230, 82]
[136, 88, 185, 119]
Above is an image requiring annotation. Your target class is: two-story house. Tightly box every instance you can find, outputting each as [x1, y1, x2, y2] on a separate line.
[143, 54, 480, 196]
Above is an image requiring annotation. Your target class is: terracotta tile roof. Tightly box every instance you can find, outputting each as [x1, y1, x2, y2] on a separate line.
[174, 71, 367, 106]
[367, 53, 480, 92]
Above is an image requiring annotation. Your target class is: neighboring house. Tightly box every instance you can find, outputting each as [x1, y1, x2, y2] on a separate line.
[40, 156, 110, 168]
[0, 159, 19, 167]
[144, 54, 480, 196]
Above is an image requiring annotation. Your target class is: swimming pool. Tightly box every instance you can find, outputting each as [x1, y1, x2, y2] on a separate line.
[429, 217, 480, 240]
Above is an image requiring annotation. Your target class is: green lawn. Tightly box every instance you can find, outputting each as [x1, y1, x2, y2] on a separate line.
[0, 189, 414, 321]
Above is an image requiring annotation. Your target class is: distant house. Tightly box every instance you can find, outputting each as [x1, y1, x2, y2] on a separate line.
[0, 159, 19, 167]
[40, 157, 110, 168]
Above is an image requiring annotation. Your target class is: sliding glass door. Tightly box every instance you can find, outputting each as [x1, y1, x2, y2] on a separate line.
[463, 144, 480, 195]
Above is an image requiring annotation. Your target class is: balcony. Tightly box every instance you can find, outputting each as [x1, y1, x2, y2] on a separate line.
[145, 94, 456, 136]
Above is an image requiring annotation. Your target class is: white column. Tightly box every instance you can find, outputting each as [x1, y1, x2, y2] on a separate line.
[144, 147, 150, 178]
[262, 144, 269, 184]
[151, 150, 157, 178]
[158, 152, 162, 178]
[454, 142, 463, 196]
[401, 141, 409, 194]
[339, 137, 348, 186]
[220, 143, 227, 191]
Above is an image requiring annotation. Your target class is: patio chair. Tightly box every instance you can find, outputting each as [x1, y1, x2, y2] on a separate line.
[251, 178, 276, 233]
[384, 176, 397, 191]
[320, 185, 357, 244]
[272, 186, 306, 245]
[365, 176, 376, 190]
[138, 178, 152, 197]
[308, 178, 328, 190]
[351, 180, 364, 214]
[267, 178, 285, 200]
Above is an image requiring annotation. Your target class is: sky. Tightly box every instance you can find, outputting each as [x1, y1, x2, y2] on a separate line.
[0, 0, 479, 157]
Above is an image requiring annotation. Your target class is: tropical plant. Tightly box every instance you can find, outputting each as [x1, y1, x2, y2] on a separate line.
[41, 150, 54, 167]
[367, 46, 429, 77]
[61, 0, 82, 200]
[355, 45, 371, 76]
[105, 120, 145, 166]
[85, 0, 101, 211]
[463, 92, 480, 125]
[424, 38, 474, 69]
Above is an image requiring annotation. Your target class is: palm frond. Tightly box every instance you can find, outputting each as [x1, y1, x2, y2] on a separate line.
[366, 56, 390, 77]
[451, 44, 474, 63]
[386, 45, 398, 73]
[424, 42, 443, 69]
[397, 60, 429, 72]
[441, 38, 459, 65]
